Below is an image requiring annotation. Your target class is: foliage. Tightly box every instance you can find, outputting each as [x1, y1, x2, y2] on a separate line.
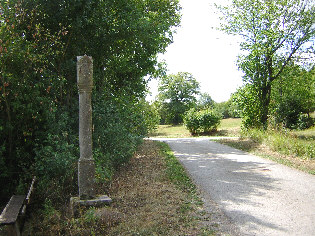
[234, 65, 315, 130]
[233, 84, 264, 129]
[270, 64, 315, 129]
[0, 0, 181, 204]
[156, 72, 200, 124]
[139, 99, 161, 133]
[241, 128, 315, 160]
[296, 114, 315, 130]
[92, 95, 158, 182]
[197, 93, 215, 109]
[184, 108, 222, 135]
[214, 95, 241, 119]
[217, 0, 315, 128]
[0, 1, 67, 202]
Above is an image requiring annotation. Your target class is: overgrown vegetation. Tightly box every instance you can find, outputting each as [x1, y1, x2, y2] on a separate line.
[242, 128, 314, 161]
[218, 127, 315, 175]
[0, 0, 180, 207]
[20, 141, 216, 235]
[217, 0, 315, 129]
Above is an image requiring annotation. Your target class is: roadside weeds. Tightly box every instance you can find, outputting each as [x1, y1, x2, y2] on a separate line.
[22, 140, 218, 235]
[217, 138, 315, 175]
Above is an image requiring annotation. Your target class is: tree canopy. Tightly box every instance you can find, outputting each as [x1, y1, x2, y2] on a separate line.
[0, 0, 181, 203]
[217, 0, 315, 128]
[156, 72, 200, 124]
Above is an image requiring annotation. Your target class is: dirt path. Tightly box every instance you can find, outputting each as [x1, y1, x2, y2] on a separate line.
[150, 138, 315, 236]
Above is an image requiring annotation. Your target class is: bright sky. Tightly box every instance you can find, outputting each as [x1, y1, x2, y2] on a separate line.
[147, 0, 244, 103]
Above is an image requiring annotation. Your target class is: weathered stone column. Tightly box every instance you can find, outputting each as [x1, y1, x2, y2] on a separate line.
[77, 55, 95, 200]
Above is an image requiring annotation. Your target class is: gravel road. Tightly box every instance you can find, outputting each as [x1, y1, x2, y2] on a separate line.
[150, 137, 315, 236]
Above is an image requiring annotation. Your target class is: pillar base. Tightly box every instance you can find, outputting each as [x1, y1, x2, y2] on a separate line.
[78, 158, 95, 199]
[70, 195, 112, 217]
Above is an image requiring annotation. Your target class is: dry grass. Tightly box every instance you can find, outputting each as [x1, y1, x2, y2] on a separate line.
[21, 141, 216, 235]
[217, 138, 315, 175]
[104, 140, 215, 235]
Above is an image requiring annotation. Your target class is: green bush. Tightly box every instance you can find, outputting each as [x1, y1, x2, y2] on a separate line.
[296, 114, 314, 130]
[0, 0, 181, 207]
[184, 108, 222, 135]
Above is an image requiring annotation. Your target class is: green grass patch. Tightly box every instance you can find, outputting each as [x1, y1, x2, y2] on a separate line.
[218, 118, 242, 129]
[291, 126, 315, 141]
[150, 118, 242, 138]
[150, 124, 191, 138]
[157, 142, 199, 195]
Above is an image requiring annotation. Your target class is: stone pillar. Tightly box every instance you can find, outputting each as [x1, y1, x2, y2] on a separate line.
[77, 55, 95, 200]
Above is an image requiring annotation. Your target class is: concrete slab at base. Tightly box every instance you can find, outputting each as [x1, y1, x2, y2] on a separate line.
[70, 195, 112, 217]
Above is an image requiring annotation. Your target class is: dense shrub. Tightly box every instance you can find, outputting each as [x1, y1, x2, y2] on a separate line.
[296, 114, 315, 130]
[270, 65, 314, 130]
[0, 0, 180, 206]
[184, 108, 222, 135]
[233, 85, 264, 129]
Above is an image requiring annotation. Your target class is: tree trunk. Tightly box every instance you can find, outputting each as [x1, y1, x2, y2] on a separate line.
[260, 82, 272, 129]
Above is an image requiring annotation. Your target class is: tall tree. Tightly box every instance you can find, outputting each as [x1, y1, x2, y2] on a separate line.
[197, 92, 215, 109]
[0, 0, 181, 202]
[217, 0, 315, 128]
[157, 72, 200, 124]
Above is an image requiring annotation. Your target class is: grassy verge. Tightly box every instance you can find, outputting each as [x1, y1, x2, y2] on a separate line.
[217, 128, 315, 175]
[21, 140, 216, 235]
[149, 119, 314, 175]
[150, 118, 241, 138]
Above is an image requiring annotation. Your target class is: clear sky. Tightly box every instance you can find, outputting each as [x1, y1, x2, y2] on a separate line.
[147, 0, 244, 103]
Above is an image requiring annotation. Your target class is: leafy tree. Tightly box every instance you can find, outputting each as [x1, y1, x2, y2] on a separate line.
[233, 84, 264, 128]
[0, 0, 181, 203]
[157, 72, 200, 124]
[214, 102, 230, 118]
[227, 93, 242, 118]
[270, 64, 315, 129]
[197, 92, 215, 109]
[212, 94, 241, 119]
[217, 0, 315, 128]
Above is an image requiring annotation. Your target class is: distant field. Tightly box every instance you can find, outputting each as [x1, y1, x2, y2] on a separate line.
[149, 124, 191, 138]
[291, 126, 315, 140]
[217, 118, 242, 136]
[150, 118, 315, 174]
[149, 118, 242, 138]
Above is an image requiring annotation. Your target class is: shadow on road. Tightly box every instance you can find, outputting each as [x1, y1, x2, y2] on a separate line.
[162, 138, 287, 235]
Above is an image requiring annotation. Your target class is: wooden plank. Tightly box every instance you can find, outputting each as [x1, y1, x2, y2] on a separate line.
[22, 176, 36, 215]
[26, 176, 36, 204]
[0, 195, 25, 224]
